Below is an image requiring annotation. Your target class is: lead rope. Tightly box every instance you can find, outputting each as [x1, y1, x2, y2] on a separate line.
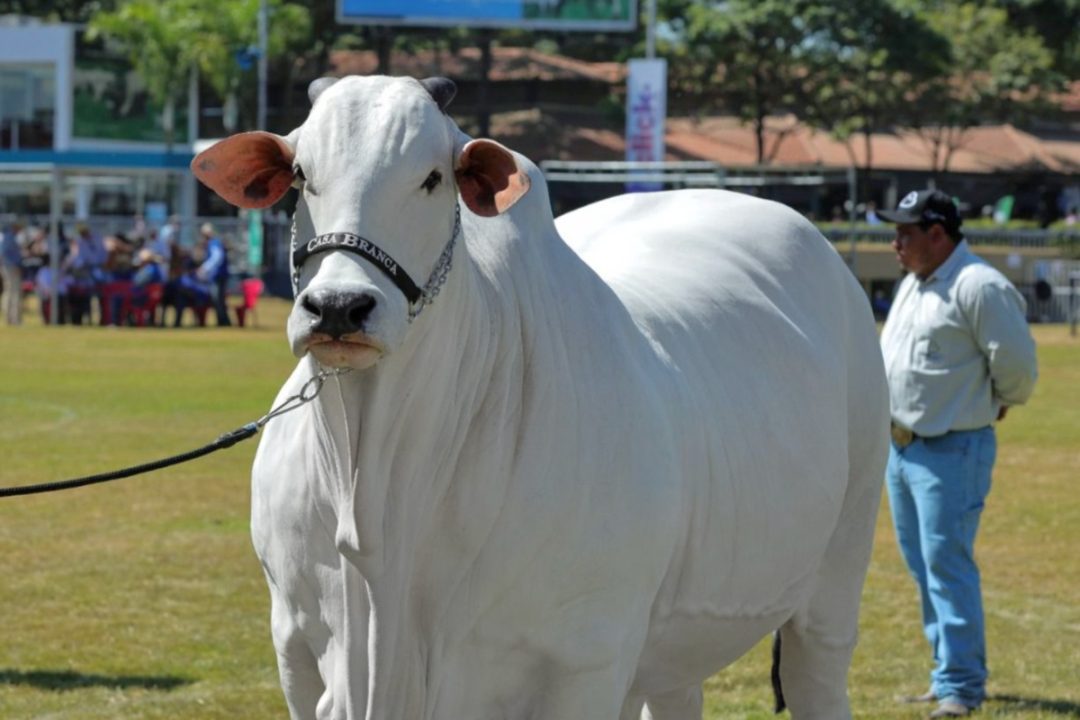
[0, 368, 351, 498]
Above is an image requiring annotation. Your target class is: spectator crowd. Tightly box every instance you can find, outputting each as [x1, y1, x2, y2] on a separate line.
[0, 216, 252, 328]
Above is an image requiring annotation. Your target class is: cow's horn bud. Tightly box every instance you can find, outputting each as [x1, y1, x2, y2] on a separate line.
[308, 77, 339, 105]
[421, 77, 457, 113]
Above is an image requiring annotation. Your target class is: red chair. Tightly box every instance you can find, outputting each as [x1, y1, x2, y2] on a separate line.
[234, 277, 264, 328]
[130, 283, 164, 327]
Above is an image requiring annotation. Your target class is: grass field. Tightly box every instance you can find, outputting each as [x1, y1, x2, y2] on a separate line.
[1, 299, 1077, 719]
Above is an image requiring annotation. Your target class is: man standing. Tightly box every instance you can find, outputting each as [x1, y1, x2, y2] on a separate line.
[1, 222, 24, 325]
[64, 222, 107, 325]
[150, 215, 178, 280]
[879, 190, 1038, 718]
[197, 222, 231, 326]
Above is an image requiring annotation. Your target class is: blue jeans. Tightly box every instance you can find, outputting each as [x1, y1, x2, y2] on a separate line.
[886, 427, 996, 708]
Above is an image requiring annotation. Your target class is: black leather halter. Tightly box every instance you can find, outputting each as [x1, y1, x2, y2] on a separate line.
[292, 231, 422, 304]
[290, 205, 461, 322]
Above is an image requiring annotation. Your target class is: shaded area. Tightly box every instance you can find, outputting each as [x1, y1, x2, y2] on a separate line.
[991, 695, 1080, 717]
[0, 668, 191, 692]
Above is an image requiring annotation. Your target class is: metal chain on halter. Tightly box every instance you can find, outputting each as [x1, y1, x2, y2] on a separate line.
[409, 204, 461, 321]
[254, 367, 352, 429]
[290, 213, 302, 296]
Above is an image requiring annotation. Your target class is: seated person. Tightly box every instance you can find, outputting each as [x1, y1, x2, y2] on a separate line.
[132, 248, 165, 289]
[116, 248, 167, 325]
[172, 265, 212, 327]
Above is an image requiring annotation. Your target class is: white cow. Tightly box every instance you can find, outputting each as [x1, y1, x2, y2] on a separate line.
[192, 75, 889, 720]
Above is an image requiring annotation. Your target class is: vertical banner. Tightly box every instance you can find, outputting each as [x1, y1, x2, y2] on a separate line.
[625, 58, 667, 192]
[247, 209, 264, 272]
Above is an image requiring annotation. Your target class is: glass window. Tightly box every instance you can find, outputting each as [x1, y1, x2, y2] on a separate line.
[0, 64, 56, 150]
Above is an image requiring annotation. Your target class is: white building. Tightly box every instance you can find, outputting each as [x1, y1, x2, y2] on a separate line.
[0, 17, 197, 228]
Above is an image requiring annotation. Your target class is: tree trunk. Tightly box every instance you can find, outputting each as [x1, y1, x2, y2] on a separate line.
[753, 68, 766, 165]
[755, 113, 766, 166]
[860, 121, 874, 206]
[942, 126, 966, 175]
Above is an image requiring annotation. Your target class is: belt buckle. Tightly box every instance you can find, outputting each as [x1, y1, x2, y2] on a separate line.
[891, 423, 914, 448]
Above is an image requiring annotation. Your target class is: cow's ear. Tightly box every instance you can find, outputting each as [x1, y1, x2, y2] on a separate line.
[191, 131, 295, 209]
[455, 139, 530, 217]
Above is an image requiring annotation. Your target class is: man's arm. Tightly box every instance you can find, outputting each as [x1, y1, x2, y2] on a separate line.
[968, 276, 1038, 409]
[198, 240, 224, 281]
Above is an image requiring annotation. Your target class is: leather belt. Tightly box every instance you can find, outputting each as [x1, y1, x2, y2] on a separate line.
[890, 422, 918, 448]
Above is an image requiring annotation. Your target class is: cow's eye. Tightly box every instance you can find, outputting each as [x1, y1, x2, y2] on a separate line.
[421, 170, 442, 193]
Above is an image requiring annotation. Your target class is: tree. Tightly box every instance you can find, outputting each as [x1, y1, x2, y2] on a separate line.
[186, 0, 312, 133]
[798, 0, 949, 202]
[87, 0, 200, 149]
[996, 0, 1080, 77]
[0, 0, 116, 23]
[903, 2, 1063, 176]
[669, 0, 823, 165]
[88, 0, 311, 138]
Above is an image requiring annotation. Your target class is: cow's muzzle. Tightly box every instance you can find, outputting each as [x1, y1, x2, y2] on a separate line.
[300, 288, 377, 338]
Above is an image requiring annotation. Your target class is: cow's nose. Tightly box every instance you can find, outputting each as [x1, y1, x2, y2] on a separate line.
[301, 289, 377, 338]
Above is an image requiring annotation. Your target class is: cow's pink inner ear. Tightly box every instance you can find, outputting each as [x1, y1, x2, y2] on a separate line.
[456, 139, 530, 217]
[456, 170, 499, 218]
[191, 131, 295, 209]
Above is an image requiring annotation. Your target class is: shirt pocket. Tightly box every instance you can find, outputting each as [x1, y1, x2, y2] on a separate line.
[913, 335, 946, 369]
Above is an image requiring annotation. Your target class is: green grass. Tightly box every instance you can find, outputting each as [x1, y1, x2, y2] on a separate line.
[1, 304, 1078, 719]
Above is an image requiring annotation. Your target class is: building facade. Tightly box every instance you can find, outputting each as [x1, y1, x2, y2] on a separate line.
[0, 18, 196, 232]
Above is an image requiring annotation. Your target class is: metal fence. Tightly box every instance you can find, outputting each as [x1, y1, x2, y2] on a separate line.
[1025, 259, 1080, 325]
[821, 226, 1079, 249]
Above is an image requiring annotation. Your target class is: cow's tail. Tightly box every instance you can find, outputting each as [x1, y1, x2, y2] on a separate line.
[771, 630, 787, 714]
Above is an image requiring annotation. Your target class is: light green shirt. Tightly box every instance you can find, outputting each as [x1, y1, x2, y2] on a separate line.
[880, 240, 1038, 437]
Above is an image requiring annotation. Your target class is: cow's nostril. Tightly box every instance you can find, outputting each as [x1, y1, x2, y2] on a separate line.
[347, 294, 377, 328]
[301, 296, 321, 318]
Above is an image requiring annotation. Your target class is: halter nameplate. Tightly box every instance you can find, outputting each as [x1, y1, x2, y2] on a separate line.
[292, 232, 421, 304]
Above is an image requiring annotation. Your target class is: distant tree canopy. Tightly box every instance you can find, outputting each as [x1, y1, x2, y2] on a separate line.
[645, 0, 1067, 196]
[0, 0, 116, 23]
[86, 0, 198, 147]
[904, 2, 1063, 175]
[1001, 0, 1080, 77]
[84, 0, 311, 137]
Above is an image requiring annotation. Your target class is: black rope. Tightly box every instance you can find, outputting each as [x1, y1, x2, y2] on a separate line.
[0, 424, 259, 498]
[0, 367, 350, 499]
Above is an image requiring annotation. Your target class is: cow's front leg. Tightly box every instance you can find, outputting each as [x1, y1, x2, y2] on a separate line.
[269, 590, 326, 720]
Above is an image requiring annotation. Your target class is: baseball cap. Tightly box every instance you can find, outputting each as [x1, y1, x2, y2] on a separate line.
[877, 189, 962, 231]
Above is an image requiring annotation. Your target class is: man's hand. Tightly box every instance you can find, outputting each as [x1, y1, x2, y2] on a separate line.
[997, 406, 1009, 422]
